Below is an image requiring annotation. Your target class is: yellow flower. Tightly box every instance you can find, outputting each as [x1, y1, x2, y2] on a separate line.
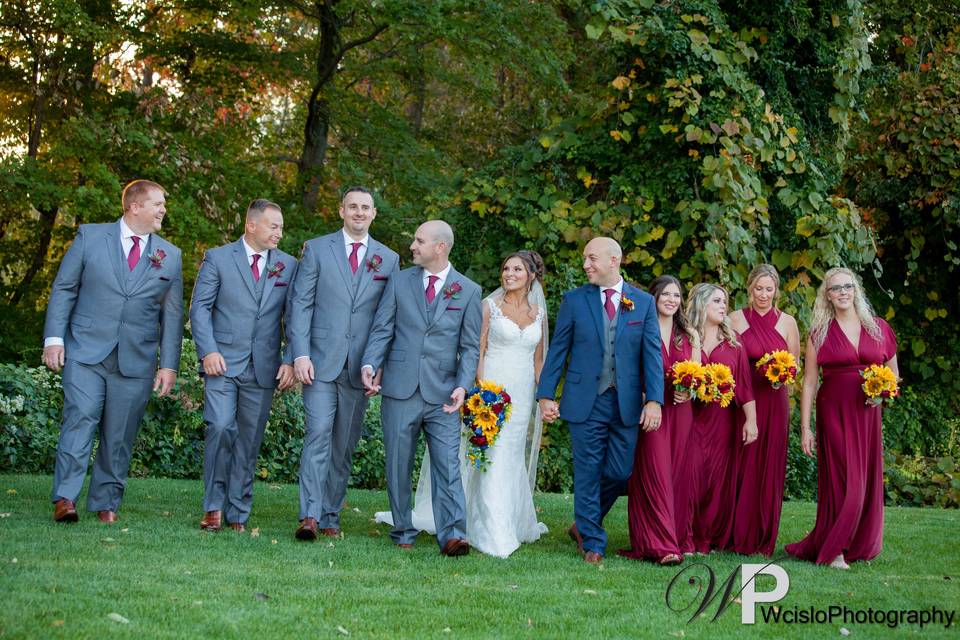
[475, 408, 498, 430]
[466, 394, 485, 413]
[478, 379, 503, 394]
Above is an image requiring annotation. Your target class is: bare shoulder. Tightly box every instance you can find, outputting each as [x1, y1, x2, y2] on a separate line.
[729, 308, 748, 331]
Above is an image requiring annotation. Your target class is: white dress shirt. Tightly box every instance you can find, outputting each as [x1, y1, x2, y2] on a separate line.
[242, 236, 267, 278]
[599, 277, 624, 313]
[422, 263, 452, 299]
[343, 230, 369, 266]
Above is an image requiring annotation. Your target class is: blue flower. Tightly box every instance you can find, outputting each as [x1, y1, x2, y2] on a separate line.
[480, 390, 497, 403]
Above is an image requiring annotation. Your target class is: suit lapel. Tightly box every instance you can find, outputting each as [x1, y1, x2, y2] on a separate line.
[587, 284, 605, 345]
[614, 282, 635, 349]
[232, 239, 257, 300]
[354, 239, 379, 300]
[127, 235, 155, 293]
[328, 234, 353, 295]
[429, 267, 458, 326]
[106, 221, 128, 293]
[258, 249, 279, 311]
[409, 267, 429, 324]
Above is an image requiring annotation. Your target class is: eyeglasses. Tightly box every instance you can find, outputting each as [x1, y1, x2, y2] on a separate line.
[827, 283, 855, 294]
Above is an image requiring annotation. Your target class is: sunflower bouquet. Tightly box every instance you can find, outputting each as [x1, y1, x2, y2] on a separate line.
[698, 363, 736, 408]
[671, 360, 707, 399]
[462, 380, 513, 471]
[755, 350, 798, 389]
[861, 364, 900, 407]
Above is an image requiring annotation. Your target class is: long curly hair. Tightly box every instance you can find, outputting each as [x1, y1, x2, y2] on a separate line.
[809, 267, 881, 350]
[686, 282, 739, 348]
[649, 275, 697, 349]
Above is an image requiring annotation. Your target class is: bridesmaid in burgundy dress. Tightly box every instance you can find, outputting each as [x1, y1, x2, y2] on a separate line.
[620, 275, 699, 565]
[686, 283, 758, 553]
[786, 268, 898, 569]
[728, 265, 801, 556]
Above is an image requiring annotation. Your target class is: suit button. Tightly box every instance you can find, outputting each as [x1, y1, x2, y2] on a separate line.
[346, 334, 351, 339]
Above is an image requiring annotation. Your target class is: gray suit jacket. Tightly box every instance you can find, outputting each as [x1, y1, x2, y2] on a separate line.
[362, 266, 482, 405]
[189, 238, 298, 388]
[43, 220, 184, 378]
[287, 232, 399, 388]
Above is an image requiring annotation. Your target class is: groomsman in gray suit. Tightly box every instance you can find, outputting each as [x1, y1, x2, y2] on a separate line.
[288, 187, 399, 541]
[361, 220, 482, 556]
[42, 179, 184, 524]
[190, 199, 298, 533]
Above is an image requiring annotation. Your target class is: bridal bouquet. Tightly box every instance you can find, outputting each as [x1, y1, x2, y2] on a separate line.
[698, 363, 736, 408]
[462, 380, 513, 471]
[671, 360, 706, 399]
[755, 350, 798, 389]
[861, 364, 900, 407]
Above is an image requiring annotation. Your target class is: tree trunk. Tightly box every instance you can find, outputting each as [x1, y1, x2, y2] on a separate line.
[299, 95, 331, 213]
[8, 205, 57, 305]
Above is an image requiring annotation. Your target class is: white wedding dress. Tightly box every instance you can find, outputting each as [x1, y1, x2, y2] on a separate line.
[375, 297, 548, 557]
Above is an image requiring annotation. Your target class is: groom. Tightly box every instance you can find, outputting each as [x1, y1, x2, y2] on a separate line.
[361, 220, 482, 556]
[537, 237, 663, 563]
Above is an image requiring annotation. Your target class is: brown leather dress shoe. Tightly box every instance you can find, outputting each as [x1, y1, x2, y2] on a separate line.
[200, 510, 222, 532]
[584, 551, 603, 565]
[568, 523, 584, 554]
[320, 527, 341, 537]
[295, 517, 318, 541]
[228, 522, 246, 533]
[441, 538, 470, 557]
[53, 499, 78, 523]
[97, 510, 118, 524]
[396, 543, 413, 549]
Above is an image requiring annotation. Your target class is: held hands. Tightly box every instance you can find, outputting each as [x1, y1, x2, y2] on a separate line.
[202, 352, 227, 377]
[276, 364, 295, 391]
[294, 357, 314, 385]
[443, 387, 466, 414]
[673, 389, 691, 404]
[153, 368, 176, 397]
[640, 401, 662, 432]
[361, 365, 381, 395]
[43, 345, 65, 372]
[742, 418, 759, 445]
[538, 398, 560, 423]
[365, 368, 382, 398]
[800, 428, 815, 456]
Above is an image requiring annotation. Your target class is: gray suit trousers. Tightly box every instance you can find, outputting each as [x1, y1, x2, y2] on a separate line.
[201, 360, 273, 524]
[382, 390, 466, 548]
[52, 350, 153, 511]
[298, 366, 368, 523]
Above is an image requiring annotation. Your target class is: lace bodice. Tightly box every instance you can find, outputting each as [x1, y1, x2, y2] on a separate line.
[484, 298, 544, 366]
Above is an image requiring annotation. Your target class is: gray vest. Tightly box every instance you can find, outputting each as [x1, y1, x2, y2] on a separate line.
[597, 302, 618, 394]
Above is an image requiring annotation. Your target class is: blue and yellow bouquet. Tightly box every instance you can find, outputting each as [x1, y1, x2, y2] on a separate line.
[462, 380, 513, 471]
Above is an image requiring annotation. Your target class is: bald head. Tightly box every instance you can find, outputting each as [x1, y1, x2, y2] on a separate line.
[411, 219, 454, 271]
[583, 237, 622, 287]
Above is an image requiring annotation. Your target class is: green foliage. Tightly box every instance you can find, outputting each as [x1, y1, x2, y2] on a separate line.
[885, 452, 960, 509]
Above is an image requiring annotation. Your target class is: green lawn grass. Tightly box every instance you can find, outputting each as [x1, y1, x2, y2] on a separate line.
[1, 474, 957, 639]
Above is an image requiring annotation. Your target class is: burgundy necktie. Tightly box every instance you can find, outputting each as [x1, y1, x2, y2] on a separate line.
[348, 242, 362, 274]
[425, 275, 440, 304]
[603, 288, 616, 321]
[251, 254, 261, 282]
[127, 236, 140, 271]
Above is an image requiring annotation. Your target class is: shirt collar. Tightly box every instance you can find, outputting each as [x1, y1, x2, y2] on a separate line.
[120, 218, 149, 243]
[603, 277, 624, 296]
[241, 236, 266, 261]
[342, 229, 369, 248]
[424, 262, 452, 283]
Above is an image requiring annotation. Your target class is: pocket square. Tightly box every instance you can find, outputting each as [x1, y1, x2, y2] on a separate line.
[626, 320, 643, 326]
[159, 276, 171, 282]
[373, 275, 389, 281]
[274, 281, 288, 287]
[447, 306, 463, 311]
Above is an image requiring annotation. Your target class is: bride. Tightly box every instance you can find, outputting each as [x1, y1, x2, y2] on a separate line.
[375, 250, 549, 557]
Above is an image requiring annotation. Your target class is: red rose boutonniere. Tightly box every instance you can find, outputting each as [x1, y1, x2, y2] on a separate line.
[443, 282, 462, 300]
[267, 261, 285, 278]
[620, 295, 635, 312]
[149, 249, 166, 269]
[366, 254, 383, 272]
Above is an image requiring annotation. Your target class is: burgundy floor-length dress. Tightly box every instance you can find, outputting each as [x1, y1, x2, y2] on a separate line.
[785, 318, 897, 565]
[690, 338, 754, 553]
[728, 308, 790, 556]
[620, 330, 695, 560]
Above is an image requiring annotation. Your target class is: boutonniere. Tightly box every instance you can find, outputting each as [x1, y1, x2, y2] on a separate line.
[620, 295, 635, 312]
[443, 282, 462, 300]
[149, 249, 166, 269]
[267, 261, 285, 278]
[366, 254, 383, 272]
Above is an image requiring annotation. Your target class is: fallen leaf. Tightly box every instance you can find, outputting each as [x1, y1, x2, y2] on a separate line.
[507, 584, 518, 590]
[120, 528, 129, 533]
[192, 601, 203, 606]
[734, 597, 742, 604]
[107, 613, 129, 624]
[336, 625, 349, 635]
[51, 620, 65, 627]
[367, 529, 381, 537]
[442, 628, 451, 633]
[839, 628, 850, 636]
[250, 527, 261, 538]
[328, 560, 334, 568]
[327, 542, 335, 548]
[527, 619, 534, 628]
[184, 570, 192, 575]
[271, 539, 278, 544]
[669, 631, 685, 638]
[0, 513, 11, 518]
[269, 484, 281, 490]
[583, 589, 597, 595]
[11, 558, 17, 564]
[162, 512, 172, 517]
[254, 592, 270, 601]
[352, 507, 361, 512]
[101, 538, 115, 543]
[6, 489, 16, 494]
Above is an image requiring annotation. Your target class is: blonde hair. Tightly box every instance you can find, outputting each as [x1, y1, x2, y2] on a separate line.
[747, 263, 780, 309]
[122, 179, 165, 211]
[686, 283, 739, 348]
[809, 267, 881, 350]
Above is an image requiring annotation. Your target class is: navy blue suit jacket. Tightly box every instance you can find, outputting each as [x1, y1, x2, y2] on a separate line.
[536, 281, 664, 426]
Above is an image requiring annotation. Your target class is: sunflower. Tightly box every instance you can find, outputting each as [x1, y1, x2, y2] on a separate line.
[466, 394, 485, 413]
[864, 376, 885, 397]
[474, 408, 498, 430]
